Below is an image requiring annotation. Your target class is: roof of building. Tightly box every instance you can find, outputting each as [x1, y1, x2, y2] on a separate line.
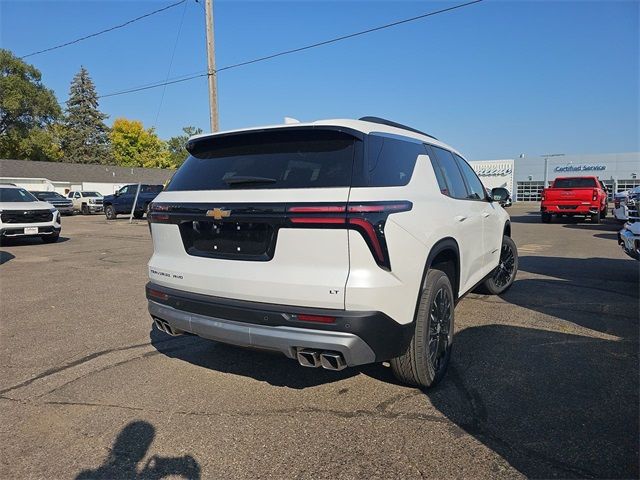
[188, 117, 460, 156]
[0, 159, 175, 184]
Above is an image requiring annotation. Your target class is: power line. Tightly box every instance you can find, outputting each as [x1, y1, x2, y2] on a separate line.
[153, 0, 190, 127]
[20, 0, 188, 59]
[99, 0, 484, 99]
[216, 0, 484, 73]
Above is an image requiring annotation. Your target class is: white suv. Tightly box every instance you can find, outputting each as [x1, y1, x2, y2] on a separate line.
[146, 117, 517, 387]
[0, 184, 62, 243]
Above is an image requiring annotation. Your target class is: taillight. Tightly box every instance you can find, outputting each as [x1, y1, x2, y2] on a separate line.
[148, 202, 171, 223]
[541, 190, 545, 201]
[592, 189, 597, 201]
[287, 201, 412, 270]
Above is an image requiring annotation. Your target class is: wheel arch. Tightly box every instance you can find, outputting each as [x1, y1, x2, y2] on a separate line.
[424, 237, 460, 301]
[503, 220, 511, 237]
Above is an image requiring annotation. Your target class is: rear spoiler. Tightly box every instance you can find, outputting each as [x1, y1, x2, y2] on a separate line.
[186, 126, 365, 157]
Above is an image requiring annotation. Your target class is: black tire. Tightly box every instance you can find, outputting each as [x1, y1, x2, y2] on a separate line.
[41, 233, 59, 244]
[390, 269, 454, 389]
[133, 210, 144, 219]
[601, 207, 607, 219]
[591, 211, 601, 224]
[105, 205, 117, 220]
[81, 204, 89, 215]
[541, 212, 552, 223]
[476, 235, 518, 295]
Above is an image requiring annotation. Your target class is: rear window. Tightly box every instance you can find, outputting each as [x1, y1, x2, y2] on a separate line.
[365, 135, 424, 187]
[167, 129, 357, 191]
[553, 178, 598, 188]
[141, 185, 163, 193]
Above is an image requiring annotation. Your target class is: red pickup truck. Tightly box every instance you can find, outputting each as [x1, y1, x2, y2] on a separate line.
[540, 176, 608, 223]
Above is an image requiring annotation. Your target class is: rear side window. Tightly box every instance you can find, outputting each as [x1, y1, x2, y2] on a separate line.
[429, 146, 468, 199]
[553, 178, 598, 188]
[365, 135, 424, 187]
[454, 154, 487, 200]
[167, 129, 357, 191]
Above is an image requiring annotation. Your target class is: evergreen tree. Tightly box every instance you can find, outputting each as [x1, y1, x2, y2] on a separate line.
[61, 66, 110, 163]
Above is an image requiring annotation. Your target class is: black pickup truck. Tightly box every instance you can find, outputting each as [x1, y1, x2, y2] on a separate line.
[103, 184, 163, 220]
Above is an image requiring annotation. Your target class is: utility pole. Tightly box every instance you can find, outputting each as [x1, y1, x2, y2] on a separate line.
[204, 0, 219, 132]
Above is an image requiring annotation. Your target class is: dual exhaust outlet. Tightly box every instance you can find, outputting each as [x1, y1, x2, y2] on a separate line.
[153, 317, 183, 336]
[296, 348, 347, 371]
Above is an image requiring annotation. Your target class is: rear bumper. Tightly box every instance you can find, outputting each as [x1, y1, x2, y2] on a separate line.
[146, 282, 413, 365]
[541, 204, 600, 214]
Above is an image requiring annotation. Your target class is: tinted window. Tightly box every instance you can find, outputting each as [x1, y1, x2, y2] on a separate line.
[141, 185, 163, 193]
[366, 135, 423, 187]
[429, 146, 468, 199]
[119, 186, 131, 195]
[82, 191, 101, 197]
[454, 154, 486, 200]
[0, 188, 37, 202]
[553, 177, 598, 188]
[167, 129, 357, 191]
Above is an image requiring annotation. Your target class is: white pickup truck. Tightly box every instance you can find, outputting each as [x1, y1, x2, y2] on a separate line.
[67, 191, 104, 215]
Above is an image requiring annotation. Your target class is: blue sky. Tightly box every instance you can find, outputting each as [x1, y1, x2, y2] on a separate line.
[1, 0, 638, 159]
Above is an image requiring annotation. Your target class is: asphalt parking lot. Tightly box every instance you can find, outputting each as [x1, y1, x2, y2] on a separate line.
[1, 204, 638, 479]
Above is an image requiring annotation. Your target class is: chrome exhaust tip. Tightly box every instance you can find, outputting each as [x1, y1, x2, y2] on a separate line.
[153, 317, 183, 336]
[320, 351, 347, 371]
[296, 348, 321, 368]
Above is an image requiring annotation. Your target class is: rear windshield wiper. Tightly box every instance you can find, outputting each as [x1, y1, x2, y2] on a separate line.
[223, 176, 277, 186]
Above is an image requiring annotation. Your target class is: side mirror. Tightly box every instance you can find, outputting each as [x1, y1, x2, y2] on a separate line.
[115, 191, 120, 197]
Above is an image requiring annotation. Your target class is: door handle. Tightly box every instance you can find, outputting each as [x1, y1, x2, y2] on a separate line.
[482, 212, 491, 218]
[455, 215, 468, 222]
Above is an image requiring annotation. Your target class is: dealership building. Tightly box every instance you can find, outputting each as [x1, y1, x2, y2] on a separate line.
[470, 152, 640, 201]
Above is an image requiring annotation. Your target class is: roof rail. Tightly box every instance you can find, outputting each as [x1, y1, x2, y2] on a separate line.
[358, 116, 438, 140]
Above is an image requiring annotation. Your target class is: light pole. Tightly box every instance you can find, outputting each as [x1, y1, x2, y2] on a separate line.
[541, 153, 565, 187]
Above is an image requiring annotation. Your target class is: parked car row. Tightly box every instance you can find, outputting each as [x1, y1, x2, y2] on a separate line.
[617, 187, 640, 261]
[0, 183, 165, 245]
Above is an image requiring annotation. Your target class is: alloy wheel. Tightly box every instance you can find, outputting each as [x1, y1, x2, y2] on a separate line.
[428, 287, 452, 373]
[492, 242, 516, 288]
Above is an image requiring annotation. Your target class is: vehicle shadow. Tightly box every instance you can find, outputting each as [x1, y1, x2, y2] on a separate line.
[149, 328, 358, 389]
[0, 236, 70, 246]
[75, 420, 201, 479]
[422, 324, 639, 479]
[508, 209, 542, 224]
[561, 218, 621, 231]
[0, 251, 15, 265]
[502, 256, 638, 338]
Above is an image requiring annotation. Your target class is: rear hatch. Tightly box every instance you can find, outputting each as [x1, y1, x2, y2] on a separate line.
[544, 177, 599, 208]
[148, 127, 362, 309]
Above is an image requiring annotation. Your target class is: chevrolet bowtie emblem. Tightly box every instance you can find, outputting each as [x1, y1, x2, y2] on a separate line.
[206, 208, 231, 220]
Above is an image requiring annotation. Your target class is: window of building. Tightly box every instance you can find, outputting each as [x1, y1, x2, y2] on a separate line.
[516, 181, 545, 201]
[617, 180, 640, 193]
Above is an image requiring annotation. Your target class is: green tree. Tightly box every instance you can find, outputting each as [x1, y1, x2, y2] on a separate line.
[0, 123, 64, 162]
[61, 66, 110, 164]
[0, 49, 62, 160]
[166, 126, 203, 168]
[110, 118, 171, 168]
